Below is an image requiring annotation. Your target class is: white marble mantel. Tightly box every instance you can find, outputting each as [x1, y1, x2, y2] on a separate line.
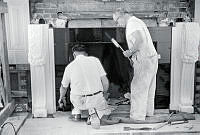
[28, 24, 56, 117]
[170, 22, 200, 113]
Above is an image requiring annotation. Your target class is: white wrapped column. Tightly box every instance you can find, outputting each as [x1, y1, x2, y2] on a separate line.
[171, 22, 200, 113]
[28, 24, 56, 117]
[30, 66, 47, 117]
[180, 63, 195, 113]
[170, 27, 182, 111]
[45, 29, 56, 114]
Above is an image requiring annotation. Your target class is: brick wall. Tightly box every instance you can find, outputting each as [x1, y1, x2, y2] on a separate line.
[195, 61, 200, 108]
[30, 0, 194, 24]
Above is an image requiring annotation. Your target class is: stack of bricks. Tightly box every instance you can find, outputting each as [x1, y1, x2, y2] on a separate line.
[30, 0, 193, 23]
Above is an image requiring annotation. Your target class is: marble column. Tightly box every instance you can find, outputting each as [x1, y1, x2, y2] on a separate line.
[28, 24, 56, 117]
[170, 22, 200, 113]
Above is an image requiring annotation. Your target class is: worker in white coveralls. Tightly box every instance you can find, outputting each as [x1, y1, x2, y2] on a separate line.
[58, 44, 119, 128]
[113, 8, 159, 121]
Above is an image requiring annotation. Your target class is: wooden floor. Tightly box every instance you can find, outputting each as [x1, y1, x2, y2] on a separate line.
[15, 106, 200, 135]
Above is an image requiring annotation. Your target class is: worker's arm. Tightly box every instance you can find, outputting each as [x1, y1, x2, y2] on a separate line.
[59, 84, 68, 100]
[58, 67, 70, 106]
[101, 75, 109, 100]
[101, 75, 109, 92]
[58, 85, 68, 107]
[123, 30, 143, 58]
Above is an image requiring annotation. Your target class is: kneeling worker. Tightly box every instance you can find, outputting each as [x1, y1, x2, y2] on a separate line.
[58, 44, 116, 128]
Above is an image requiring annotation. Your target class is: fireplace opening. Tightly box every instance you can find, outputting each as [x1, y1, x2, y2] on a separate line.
[68, 28, 133, 98]
[70, 43, 132, 97]
[54, 28, 170, 110]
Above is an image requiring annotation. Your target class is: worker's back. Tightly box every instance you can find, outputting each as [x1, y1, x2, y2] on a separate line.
[126, 16, 157, 58]
[63, 55, 106, 95]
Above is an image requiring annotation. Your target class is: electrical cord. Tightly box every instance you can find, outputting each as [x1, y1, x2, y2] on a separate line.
[0, 122, 17, 135]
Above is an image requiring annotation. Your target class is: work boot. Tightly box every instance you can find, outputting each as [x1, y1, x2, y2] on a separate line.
[87, 115, 120, 126]
[90, 113, 100, 129]
[86, 115, 91, 125]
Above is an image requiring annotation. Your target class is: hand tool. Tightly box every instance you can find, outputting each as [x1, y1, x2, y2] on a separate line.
[170, 120, 188, 125]
[123, 112, 174, 131]
[124, 126, 152, 131]
[104, 32, 134, 66]
[152, 112, 174, 130]
[104, 32, 125, 51]
[115, 98, 130, 105]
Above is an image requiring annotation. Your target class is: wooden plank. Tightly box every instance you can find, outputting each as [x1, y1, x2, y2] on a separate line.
[0, 100, 15, 126]
[0, 12, 11, 104]
[0, 64, 6, 105]
[0, 1, 8, 13]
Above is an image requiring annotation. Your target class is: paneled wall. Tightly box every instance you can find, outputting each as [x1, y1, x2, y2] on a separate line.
[30, 0, 193, 23]
[5, 0, 30, 64]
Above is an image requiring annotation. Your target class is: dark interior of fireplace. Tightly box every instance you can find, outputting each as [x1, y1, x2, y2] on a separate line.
[54, 28, 170, 110]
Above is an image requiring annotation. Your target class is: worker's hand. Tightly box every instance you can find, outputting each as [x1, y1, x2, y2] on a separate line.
[58, 97, 67, 108]
[123, 50, 132, 58]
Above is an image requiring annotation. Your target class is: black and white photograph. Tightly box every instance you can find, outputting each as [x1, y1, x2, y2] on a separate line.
[0, 0, 200, 135]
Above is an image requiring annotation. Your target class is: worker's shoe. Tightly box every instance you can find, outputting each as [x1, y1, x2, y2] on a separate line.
[86, 116, 91, 125]
[68, 114, 81, 122]
[87, 115, 120, 126]
[100, 115, 120, 125]
[90, 113, 100, 129]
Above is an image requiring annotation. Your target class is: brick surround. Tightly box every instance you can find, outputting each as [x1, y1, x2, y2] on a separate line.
[30, 0, 194, 24]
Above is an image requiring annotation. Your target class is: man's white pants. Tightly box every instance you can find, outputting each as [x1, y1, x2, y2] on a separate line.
[70, 92, 111, 119]
[130, 55, 158, 120]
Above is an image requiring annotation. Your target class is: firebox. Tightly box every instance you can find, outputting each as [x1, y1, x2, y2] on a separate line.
[53, 27, 171, 110]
